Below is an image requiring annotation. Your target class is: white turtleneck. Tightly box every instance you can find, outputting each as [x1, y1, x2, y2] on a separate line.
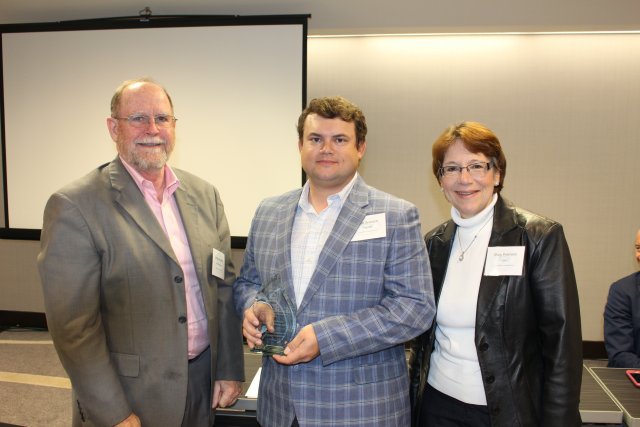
[427, 193, 498, 405]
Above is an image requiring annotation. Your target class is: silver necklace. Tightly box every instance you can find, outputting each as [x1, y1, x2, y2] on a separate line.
[457, 215, 492, 262]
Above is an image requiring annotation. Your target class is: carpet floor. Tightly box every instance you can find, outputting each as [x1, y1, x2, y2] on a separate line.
[0, 328, 70, 426]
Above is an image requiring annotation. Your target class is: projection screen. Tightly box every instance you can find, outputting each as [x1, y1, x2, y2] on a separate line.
[0, 15, 308, 247]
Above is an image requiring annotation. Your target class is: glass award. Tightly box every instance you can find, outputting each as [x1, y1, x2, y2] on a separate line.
[251, 275, 297, 356]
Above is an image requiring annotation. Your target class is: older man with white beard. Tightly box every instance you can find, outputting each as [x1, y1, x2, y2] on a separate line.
[38, 78, 244, 427]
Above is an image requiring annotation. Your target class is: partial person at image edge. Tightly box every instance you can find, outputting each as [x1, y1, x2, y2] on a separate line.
[604, 229, 640, 368]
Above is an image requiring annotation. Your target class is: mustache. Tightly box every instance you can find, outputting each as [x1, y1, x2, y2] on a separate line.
[134, 137, 166, 146]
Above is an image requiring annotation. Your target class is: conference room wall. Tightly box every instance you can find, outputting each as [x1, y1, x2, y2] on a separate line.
[2, 33, 639, 343]
[305, 33, 640, 342]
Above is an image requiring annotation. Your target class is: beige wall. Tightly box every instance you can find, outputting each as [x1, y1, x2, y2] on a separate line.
[306, 33, 640, 341]
[2, 33, 640, 342]
[0, 240, 42, 312]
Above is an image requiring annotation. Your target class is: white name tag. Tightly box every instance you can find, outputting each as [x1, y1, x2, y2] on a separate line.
[211, 248, 225, 279]
[484, 246, 525, 276]
[352, 213, 386, 242]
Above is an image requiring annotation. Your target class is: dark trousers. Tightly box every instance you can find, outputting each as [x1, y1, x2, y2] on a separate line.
[419, 382, 491, 427]
[182, 346, 212, 427]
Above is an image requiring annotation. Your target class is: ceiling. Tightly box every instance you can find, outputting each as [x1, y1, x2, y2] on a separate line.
[1, 0, 640, 35]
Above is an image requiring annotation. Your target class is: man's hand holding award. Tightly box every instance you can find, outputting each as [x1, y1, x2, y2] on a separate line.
[250, 275, 297, 356]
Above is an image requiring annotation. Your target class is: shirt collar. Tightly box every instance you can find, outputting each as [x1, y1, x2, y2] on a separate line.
[298, 172, 359, 214]
[451, 193, 498, 228]
[120, 156, 181, 198]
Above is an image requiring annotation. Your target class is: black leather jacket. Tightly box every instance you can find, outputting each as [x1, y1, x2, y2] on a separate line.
[408, 196, 582, 426]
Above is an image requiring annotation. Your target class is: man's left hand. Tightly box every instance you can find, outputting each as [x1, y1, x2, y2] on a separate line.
[272, 324, 320, 365]
[212, 380, 242, 408]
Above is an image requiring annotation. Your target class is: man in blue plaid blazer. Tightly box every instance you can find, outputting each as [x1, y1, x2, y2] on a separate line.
[233, 96, 435, 426]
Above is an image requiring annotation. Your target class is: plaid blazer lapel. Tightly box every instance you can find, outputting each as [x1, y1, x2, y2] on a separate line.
[276, 190, 299, 305]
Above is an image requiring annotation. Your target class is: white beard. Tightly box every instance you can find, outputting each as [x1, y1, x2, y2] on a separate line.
[119, 137, 173, 172]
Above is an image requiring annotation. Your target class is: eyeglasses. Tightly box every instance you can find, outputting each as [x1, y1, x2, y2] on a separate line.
[114, 114, 177, 128]
[439, 162, 493, 178]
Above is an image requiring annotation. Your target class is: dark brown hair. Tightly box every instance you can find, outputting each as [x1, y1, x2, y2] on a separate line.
[297, 96, 367, 148]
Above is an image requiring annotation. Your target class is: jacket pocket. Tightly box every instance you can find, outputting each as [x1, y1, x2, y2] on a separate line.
[110, 352, 140, 377]
[353, 359, 405, 384]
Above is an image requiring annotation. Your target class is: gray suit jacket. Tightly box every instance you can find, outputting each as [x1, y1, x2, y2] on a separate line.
[38, 157, 244, 426]
[233, 176, 435, 427]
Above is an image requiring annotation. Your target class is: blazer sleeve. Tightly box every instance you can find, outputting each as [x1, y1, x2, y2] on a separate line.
[211, 187, 245, 380]
[232, 202, 264, 316]
[37, 192, 132, 426]
[604, 280, 640, 367]
[314, 203, 436, 365]
[528, 223, 582, 425]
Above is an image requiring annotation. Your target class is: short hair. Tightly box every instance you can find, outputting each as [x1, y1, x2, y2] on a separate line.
[110, 77, 173, 117]
[296, 96, 367, 148]
[432, 121, 507, 193]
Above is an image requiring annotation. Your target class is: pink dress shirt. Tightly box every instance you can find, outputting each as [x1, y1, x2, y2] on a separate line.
[121, 158, 209, 359]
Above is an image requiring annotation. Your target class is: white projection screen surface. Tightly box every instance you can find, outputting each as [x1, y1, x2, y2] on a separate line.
[0, 15, 307, 246]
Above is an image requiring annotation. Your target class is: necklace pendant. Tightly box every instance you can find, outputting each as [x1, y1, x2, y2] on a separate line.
[458, 253, 464, 261]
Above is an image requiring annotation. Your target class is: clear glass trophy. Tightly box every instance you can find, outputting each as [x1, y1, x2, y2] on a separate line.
[251, 275, 297, 356]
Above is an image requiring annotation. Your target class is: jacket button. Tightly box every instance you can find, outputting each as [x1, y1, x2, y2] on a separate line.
[178, 316, 187, 323]
[174, 276, 183, 283]
[485, 375, 495, 384]
[479, 342, 489, 351]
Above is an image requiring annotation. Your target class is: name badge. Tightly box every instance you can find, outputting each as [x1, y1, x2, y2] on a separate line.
[211, 248, 225, 279]
[351, 213, 386, 242]
[484, 246, 525, 276]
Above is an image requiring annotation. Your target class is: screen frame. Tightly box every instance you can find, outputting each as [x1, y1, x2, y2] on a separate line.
[0, 14, 309, 248]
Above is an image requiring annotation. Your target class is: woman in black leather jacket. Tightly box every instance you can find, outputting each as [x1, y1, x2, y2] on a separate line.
[408, 122, 582, 426]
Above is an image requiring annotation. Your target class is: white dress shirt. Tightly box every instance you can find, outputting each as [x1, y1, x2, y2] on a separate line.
[290, 173, 358, 307]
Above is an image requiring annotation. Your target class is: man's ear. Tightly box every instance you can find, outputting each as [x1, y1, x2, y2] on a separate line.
[106, 117, 119, 142]
[357, 140, 367, 159]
